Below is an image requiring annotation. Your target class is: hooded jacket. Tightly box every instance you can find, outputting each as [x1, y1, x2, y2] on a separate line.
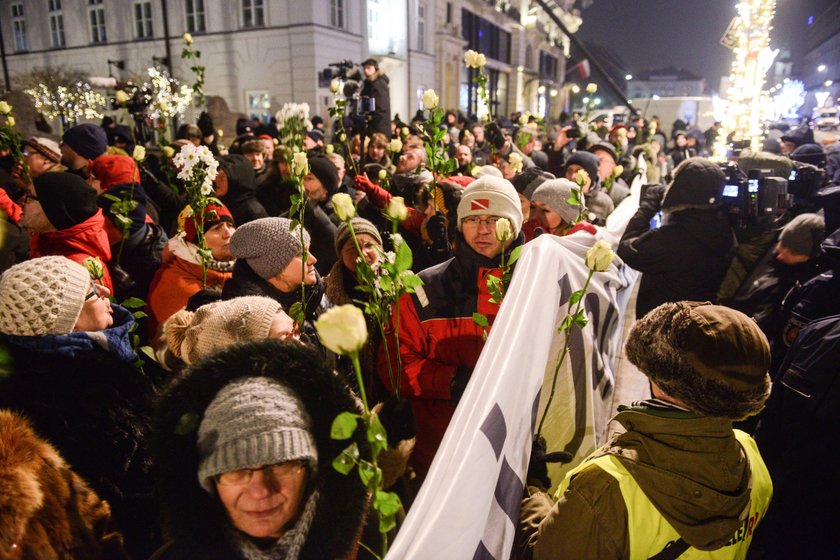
[0, 305, 159, 558]
[517, 407, 770, 560]
[150, 340, 368, 560]
[217, 155, 268, 226]
[361, 70, 392, 139]
[30, 208, 114, 292]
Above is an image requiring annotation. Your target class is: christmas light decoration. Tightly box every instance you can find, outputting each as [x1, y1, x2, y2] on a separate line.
[25, 81, 107, 123]
[146, 67, 193, 121]
[714, 0, 778, 158]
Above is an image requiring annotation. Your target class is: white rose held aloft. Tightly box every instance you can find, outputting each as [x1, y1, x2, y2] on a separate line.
[325, 144, 335, 154]
[183, 32, 193, 45]
[586, 83, 598, 94]
[508, 152, 524, 174]
[0, 101, 12, 115]
[574, 168, 590, 187]
[6, 116, 14, 128]
[292, 151, 309, 177]
[495, 218, 512, 242]
[115, 90, 130, 105]
[585, 239, 616, 272]
[422, 89, 438, 110]
[476, 53, 487, 67]
[385, 196, 408, 222]
[332, 192, 356, 222]
[132, 145, 146, 162]
[330, 80, 340, 94]
[315, 304, 369, 355]
[378, 168, 387, 180]
[388, 138, 403, 153]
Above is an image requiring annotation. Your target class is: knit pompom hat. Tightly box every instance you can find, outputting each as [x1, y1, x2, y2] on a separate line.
[531, 179, 584, 226]
[197, 376, 318, 491]
[179, 202, 235, 245]
[165, 296, 282, 365]
[457, 175, 524, 235]
[0, 256, 91, 336]
[334, 217, 382, 257]
[229, 217, 311, 280]
[626, 301, 771, 420]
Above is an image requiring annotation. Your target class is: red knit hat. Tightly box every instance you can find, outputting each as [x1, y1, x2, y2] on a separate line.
[91, 155, 140, 191]
[181, 203, 235, 244]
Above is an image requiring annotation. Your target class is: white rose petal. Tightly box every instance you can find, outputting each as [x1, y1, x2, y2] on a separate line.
[385, 197, 408, 222]
[330, 80, 340, 94]
[332, 192, 356, 222]
[314, 304, 369, 354]
[292, 151, 309, 177]
[388, 138, 403, 153]
[183, 32, 193, 45]
[132, 145, 146, 162]
[585, 239, 616, 272]
[422, 89, 438, 110]
[586, 83, 598, 94]
[495, 218, 512, 242]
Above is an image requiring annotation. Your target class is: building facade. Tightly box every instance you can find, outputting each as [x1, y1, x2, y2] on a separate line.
[0, 0, 577, 127]
[626, 67, 707, 99]
[798, 0, 840, 113]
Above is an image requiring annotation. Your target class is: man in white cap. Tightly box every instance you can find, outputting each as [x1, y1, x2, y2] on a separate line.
[379, 175, 524, 478]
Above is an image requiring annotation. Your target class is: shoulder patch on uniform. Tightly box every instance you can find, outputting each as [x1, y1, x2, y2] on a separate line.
[415, 285, 429, 308]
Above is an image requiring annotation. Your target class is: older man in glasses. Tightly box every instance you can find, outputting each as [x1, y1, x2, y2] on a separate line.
[379, 175, 525, 479]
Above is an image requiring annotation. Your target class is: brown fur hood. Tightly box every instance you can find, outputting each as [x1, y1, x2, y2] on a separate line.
[0, 410, 127, 559]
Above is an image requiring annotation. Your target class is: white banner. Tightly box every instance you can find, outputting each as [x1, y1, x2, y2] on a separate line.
[387, 180, 642, 559]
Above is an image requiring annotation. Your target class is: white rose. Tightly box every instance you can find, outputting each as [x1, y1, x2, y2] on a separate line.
[385, 196, 408, 222]
[508, 152, 523, 174]
[183, 33, 193, 45]
[586, 83, 598, 94]
[401, 127, 410, 138]
[422, 89, 438, 110]
[476, 53, 487, 67]
[292, 151, 309, 177]
[495, 218, 512, 242]
[132, 145, 146, 162]
[378, 169, 387, 180]
[613, 165, 624, 178]
[332, 192, 356, 222]
[330, 80, 340, 94]
[6, 116, 14, 128]
[325, 144, 335, 154]
[585, 239, 616, 272]
[115, 90, 130, 105]
[314, 304, 369, 354]
[161, 146, 175, 158]
[339, 133, 347, 142]
[0, 101, 12, 115]
[574, 168, 590, 187]
[388, 138, 403, 153]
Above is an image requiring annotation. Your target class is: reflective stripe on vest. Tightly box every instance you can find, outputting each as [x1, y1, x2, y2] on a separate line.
[554, 430, 772, 560]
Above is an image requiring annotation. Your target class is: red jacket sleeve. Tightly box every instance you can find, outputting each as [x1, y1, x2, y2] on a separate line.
[0, 189, 22, 223]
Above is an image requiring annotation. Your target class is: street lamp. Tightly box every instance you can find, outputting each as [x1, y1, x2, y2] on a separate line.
[818, 64, 827, 72]
[625, 74, 633, 80]
[538, 85, 546, 94]
[571, 84, 580, 94]
[826, 80, 834, 87]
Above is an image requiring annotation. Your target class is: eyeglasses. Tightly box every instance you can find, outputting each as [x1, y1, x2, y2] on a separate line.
[84, 282, 104, 301]
[21, 192, 39, 204]
[216, 460, 307, 486]
[461, 216, 501, 228]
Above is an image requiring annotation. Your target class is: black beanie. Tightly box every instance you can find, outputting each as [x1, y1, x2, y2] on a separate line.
[511, 167, 553, 200]
[790, 143, 827, 168]
[565, 151, 601, 188]
[62, 124, 108, 160]
[588, 141, 618, 164]
[308, 155, 339, 195]
[662, 158, 725, 210]
[33, 172, 99, 230]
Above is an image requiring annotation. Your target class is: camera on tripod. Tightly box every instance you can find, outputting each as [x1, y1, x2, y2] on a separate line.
[787, 161, 825, 200]
[320, 60, 374, 117]
[719, 163, 790, 225]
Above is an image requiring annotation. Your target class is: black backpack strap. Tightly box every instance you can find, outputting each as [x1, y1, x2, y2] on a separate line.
[648, 538, 690, 560]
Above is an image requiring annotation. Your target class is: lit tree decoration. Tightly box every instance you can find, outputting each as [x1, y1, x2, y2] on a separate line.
[24, 81, 107, 131]
[714, 0, 778, 158]
[146, 67, 194, 121]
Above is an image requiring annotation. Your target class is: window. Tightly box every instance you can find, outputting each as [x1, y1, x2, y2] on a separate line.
[539, 51, 558, 80]
[242, 0, 265, 28]
[11, 3, 27, 52]
[48, 0, 66, 48]
[88, 0, 106, 44]
[330, 0, 345, 29]
[461, 9, 511, 64]
[133, 1, 153, 38]
[417, 2, 426, 51]
[186, 0, 206, 33]
[246, 90, 271, 122]
[367, 0, 378, 40]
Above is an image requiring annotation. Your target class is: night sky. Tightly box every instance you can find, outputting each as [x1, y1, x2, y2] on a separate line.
[575, 0, 834, 92]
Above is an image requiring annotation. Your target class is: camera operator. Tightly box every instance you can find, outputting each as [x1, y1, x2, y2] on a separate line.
[618, 158, 736, 319]
[361, 58, 391, 139]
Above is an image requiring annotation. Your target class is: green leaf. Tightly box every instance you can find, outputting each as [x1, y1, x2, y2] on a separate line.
[558, 315, 573, 332]
[568, 291, 583, 306]
[395, 238, 413, 272]
[139, 345, 157, 363]
[121, 297, 147, 309]
[472, 312, 489, 328]
[373, 489, 402, 517]
[574, 309, 588, 328]
[367, 415, 388, 458]
[174, 411, 200, 435]
[400, 272, 423, 289]
[102, 193, 121, 203]
[331, 442, 360, 475]
[132, 310, 148, 320]
[330, 411, 360, 440]
[357, 459, 382, 488]
[508, 245, 523, 266]
[378, 274, 394, 292]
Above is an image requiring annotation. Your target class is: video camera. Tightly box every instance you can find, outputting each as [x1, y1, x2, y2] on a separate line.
[109, 81, 151, 116]
[719, 162, 790, 225]
[787, 161, 825, 200]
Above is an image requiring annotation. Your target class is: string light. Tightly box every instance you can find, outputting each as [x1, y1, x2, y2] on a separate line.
[146, 67, 193, 120]
[25, 81, 107, 121]
[714, 0, 778, 158]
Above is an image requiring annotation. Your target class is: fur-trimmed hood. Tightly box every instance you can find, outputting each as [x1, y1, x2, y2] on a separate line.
[151, 340, 367, 559]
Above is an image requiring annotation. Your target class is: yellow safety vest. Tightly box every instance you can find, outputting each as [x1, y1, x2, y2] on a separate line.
[554, 430, 772, 560]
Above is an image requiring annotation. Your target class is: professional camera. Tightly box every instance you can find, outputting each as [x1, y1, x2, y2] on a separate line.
[320, 60, 375, 119]
[719, 162, 790, 225]
[787, 161, 825, 200]
[109, 81, 151, 115]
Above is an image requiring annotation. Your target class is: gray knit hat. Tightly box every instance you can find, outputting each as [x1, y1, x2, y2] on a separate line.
[531, 179, 584, 226]
[0, 256, 91, 336]
[165, 296, 283, 364]
[197, 376, 318, 491]
[457, 175, 524, 235]
[334, 217, 383, 257]
[778, 213, 825, 258]
[229, 217, 311, 280]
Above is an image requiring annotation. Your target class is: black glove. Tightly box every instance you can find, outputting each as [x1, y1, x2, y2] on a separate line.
[527, 436, 574, 490]
[197, 111, 215, 138]
[639, 183, 666, 213]
[378, 396, 417, 447]
[450, 366, 473, 404]
[426, 212, 447, 243]
[484, 122, 506, 150]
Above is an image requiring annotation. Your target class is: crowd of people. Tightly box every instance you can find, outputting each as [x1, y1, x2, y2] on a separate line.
[0, 68, 838, 558]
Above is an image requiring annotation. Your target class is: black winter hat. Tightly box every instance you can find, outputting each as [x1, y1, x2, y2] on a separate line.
[361, 58, 379, 69]
[780, 125, 815, 149]
[662, 157, 725, 210]
[62, 124, 107, 160]
[307, 155, 339, 195]
[588, 141, 618, 164]
[216, 154, 257, 195]
[33, 172, 99, 230]
[790, 143, 827, 168]
[565, 151, 601, 188]
[510, 167, 554, 199]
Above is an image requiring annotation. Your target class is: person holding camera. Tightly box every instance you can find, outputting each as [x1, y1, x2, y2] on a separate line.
[618, 158, 736, 319]
[361, 58, 391, 140]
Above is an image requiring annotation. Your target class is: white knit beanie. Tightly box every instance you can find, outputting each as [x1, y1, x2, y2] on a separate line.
[197, 376, 319, 491]
[165, 296, 282, 364]
[531, 179, 584, 226]
[457, 175, 524, 235]
[0, 256, 91, 336]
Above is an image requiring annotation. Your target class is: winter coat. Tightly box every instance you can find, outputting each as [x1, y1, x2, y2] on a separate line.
[0, 410, 128, 559]
[146, 235, 234, 336]
[517, 406, 771, 559]
[379, 232, 525, 476]
[217, 155, 268, 226]
[304, 199, 339, 276]
[361, 71, 392, 139]
[29, 209, 115, 292]
[150, 340, 368, 560]
[256, 173, 297, 217]
[0, 305, 159, 558]
[618, 203, 736, 319]
[754, 314, 840, 559]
